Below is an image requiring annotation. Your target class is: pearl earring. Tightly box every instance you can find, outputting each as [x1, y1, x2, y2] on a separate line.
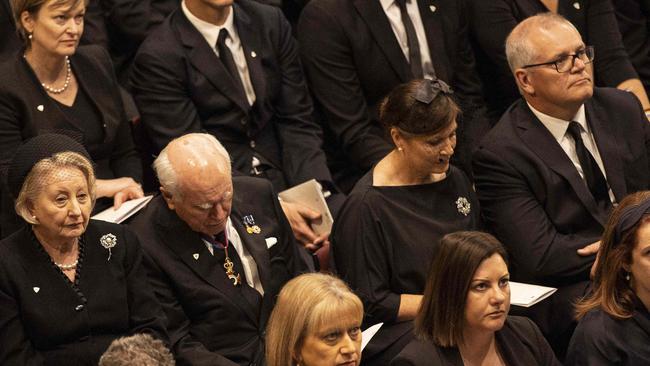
[626, 272, 631, 281]
[397, 146, 403, 152]
[28, 33, 33, 40]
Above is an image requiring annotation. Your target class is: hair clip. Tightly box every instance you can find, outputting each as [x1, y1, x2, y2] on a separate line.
[414, 78, 453, 104]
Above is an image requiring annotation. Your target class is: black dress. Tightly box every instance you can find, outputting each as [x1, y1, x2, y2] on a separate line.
[469, 0, 639, 120]
[332, 165, 480, 365]
[565, 297, 650, 365]
[0, 220, 168, 365]
[391, 316, 561, 366]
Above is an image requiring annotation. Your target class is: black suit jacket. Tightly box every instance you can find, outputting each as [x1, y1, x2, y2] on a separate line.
[131, 0, 332, 192]
[473, 88, 650, 343]
[130, 176, 306, 366]
[0, 45, 142, 237]
[612, 0, 650, 95]
[469, 0, 639, 119]
[297, 0, 489, 191]
[0, 220, 168, 366]
[0, 0, 20, 62]
[391, 316, 560, 366]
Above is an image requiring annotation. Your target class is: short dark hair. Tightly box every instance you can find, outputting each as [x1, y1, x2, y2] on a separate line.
[379, 79, 459, 137]
[415, 231, 508, 347]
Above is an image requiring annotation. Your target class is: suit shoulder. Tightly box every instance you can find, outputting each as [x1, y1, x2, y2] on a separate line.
[592, 87, 643, 111]
[233, 175, 274, 193]
[236, 0, 284, 18]
[393, 337, 446, 365]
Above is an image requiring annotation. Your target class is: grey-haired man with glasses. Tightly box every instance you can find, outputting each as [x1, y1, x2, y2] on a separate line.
[472, 13, 650, 360]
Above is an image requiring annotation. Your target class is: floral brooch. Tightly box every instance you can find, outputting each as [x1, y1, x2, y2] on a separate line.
[100, 233, 117, 261]
[455, 197, 471, 217]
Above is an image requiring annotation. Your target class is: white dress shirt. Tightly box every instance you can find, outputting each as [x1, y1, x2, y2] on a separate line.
[182, 0, 256, 106]
[528, 103, 615, 203]
[202, 217, 264, 295]
[379, 0, 435, 79]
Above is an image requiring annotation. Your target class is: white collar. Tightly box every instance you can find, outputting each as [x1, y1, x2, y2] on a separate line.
[527, 102, 587, 142]
[181, 0, 236, 49]
[380, 0, 398, 11]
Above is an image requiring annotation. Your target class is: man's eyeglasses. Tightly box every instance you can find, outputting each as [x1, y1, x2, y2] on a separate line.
[522, 46, 595, 73]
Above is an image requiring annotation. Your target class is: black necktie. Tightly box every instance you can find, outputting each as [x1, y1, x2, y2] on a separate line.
[395, 0, 423, 78]
[216, 29, 247, 102]
[566, 122, 610, 207]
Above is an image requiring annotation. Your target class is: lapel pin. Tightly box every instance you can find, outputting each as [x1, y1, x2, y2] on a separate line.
[33, 287, 40, 293]
[193, 253, 199, 260]
[455, 197, 471, 216]
[243, 214, 262, 234]
[251, 51, 257, 58]
[429, 5, 436, 12]
[573, 2, 580, 9]
[37, 105, 44, 112]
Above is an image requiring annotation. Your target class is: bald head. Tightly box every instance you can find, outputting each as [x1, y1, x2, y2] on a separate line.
[505, 13, 580, 72]
[154, 133, 231, 196]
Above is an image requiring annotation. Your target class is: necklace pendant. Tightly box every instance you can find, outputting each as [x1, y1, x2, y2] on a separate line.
[223, 256, 241, 286]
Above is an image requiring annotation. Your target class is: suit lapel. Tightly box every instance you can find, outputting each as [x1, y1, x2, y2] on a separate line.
[234, 5, 266, 115]
[354, 0, 411, 81]
[585, 100, 626, 202]
[173, 10, 250, 113]
[416, 0, 450, 82]
[515, 103, 608, 225]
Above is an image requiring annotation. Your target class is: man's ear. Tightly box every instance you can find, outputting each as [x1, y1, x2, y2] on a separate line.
[514, 69, 535, 96]
[160, 187, 175, 211]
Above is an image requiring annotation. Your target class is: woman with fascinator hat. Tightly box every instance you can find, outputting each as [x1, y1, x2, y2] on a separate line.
[0, 134, 167, 365]
[566, 191, 650, 365]
[331, 79, 481, 366]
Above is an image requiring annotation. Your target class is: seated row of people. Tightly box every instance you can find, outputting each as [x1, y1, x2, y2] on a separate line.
[2, 129, 650, 365]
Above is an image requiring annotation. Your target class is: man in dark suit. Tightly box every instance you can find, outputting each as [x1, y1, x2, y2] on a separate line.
[131, 0, 332, 194]
[297, 0, 490, 192]
[473, 13, 650, 358]
[130, 133, 306, 366]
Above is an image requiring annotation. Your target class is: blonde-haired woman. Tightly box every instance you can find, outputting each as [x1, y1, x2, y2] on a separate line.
[267, 273, 363, 366]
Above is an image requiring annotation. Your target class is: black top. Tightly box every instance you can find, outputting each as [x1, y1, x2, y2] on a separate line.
[54, 87, 104, 151]
[332, 166, 480, 363]
[0, 220, 168, 365]
[391, 316, 561, 366]
[469, 0, 639, 120]
[566, 297, 650, 365]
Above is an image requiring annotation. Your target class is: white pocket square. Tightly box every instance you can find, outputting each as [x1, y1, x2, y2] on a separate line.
[265, 237, 278, 248]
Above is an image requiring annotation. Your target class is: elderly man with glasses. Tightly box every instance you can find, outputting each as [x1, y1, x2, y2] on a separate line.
[472, 13, 650, 360]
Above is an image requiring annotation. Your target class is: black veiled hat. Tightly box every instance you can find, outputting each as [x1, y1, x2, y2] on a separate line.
[7, 133, 91, 199]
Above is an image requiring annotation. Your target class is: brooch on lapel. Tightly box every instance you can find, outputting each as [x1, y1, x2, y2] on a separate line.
[100, 233, 117, 261]
[243, 214, 261, 234]
[455, 197, 471, 217]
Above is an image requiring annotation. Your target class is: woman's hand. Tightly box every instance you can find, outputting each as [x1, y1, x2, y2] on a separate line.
[96, 177, 144, 209]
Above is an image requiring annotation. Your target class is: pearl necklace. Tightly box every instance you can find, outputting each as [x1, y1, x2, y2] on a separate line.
[38, 56, 72, 94]
[54, 258, 78, 271]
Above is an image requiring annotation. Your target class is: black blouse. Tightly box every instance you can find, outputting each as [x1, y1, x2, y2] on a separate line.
[566, 297, 650, 365]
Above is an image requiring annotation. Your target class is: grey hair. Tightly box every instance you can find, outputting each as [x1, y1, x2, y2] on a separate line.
[15, 151, 96, 224]
[505, 12, 580, 72]
[153, 133, 231, 196]
[98, 333, 175, 366]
